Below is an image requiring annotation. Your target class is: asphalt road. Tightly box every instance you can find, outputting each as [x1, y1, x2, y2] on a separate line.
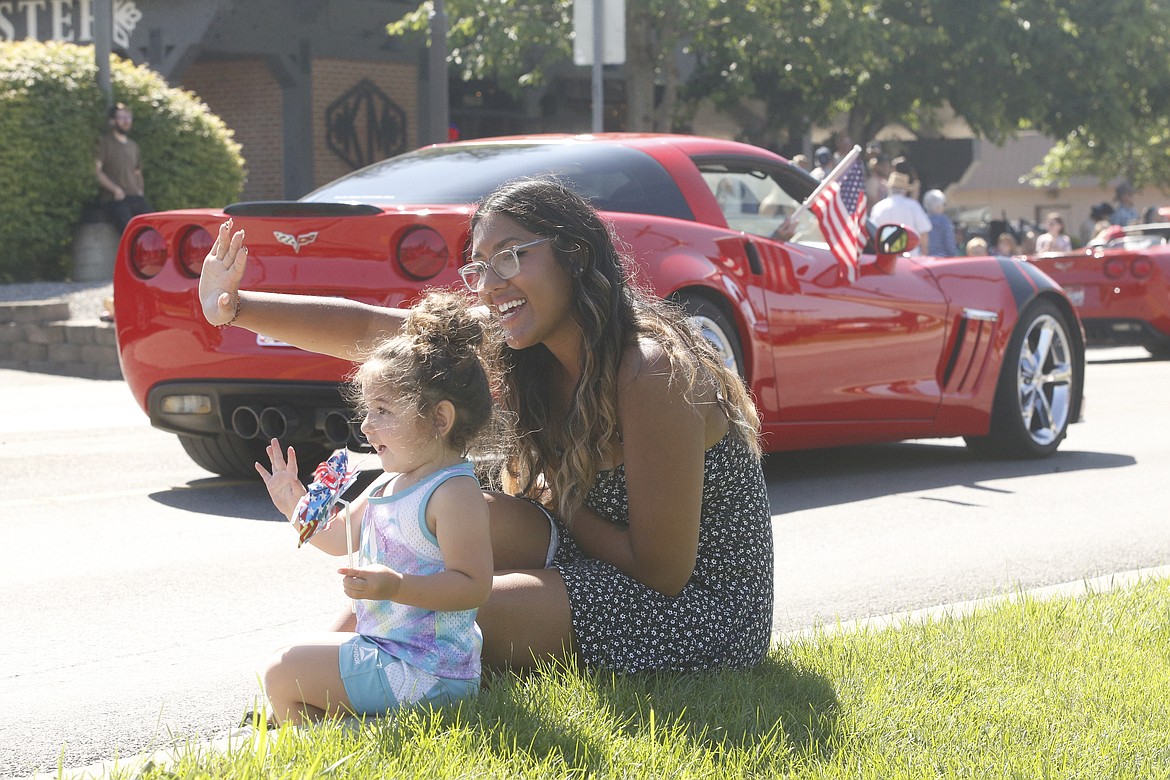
[1, 346, 1167, 778]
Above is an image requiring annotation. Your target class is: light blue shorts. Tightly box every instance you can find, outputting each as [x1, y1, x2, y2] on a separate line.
[338, 635, 479, 716]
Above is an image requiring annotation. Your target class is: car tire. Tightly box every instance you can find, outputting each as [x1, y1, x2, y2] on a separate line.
[964, 299, 1080, 459]
[1145, 340, 1170, 360]
[679, 293, 745, 379]
[178, 433, 329, 480]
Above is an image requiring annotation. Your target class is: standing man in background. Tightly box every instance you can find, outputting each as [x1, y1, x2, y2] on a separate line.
[869, 170, 931, 256]
[95, 103, 153, 233]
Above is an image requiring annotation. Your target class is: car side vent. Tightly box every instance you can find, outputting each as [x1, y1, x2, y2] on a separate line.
[942, 308, 999, 392]
[743, 241, 764, 275]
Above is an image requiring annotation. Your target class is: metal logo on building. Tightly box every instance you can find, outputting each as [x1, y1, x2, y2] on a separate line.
[111, 0, 141, 48]
[273, 231, 318, 253]
[0, 0, 142, 48]
[325, 78, 407, 170]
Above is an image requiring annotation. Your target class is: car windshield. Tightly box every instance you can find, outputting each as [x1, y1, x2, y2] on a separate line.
[302, 141, 694, 220]
[1106, 231, 1170, 251]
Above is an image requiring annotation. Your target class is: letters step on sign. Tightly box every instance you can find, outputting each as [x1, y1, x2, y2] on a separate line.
[573, 0, 626, 65]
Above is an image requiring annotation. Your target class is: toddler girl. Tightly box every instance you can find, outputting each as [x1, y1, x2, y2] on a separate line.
[255, 290, 496, 725]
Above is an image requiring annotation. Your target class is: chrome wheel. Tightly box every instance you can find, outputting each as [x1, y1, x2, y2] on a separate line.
[965, 299, 1082, 459]
[689, 313, 741, 375]
[1014, 312, 1074, 447]
[678, 294, 744, 378]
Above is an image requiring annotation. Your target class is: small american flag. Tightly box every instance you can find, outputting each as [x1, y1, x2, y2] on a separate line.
[809, 159, 868, 282]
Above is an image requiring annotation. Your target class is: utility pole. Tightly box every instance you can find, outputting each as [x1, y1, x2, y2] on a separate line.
[574, 0, 624, 133]
[428, 0, 450, 145]
[94, 0, 113, 106]
[591, 0, 603, 133]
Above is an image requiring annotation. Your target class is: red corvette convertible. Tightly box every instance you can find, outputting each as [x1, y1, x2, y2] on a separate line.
[1026, 222, 1170, 358]
[113, 133, 1085, 478]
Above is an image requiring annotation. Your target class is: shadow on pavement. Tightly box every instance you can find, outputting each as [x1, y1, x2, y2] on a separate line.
[147, 469, 380, 520]
[149, 442, 1135, 521]
[763, 442, 1136, 514]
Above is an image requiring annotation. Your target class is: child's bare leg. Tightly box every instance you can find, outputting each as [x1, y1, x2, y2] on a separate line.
[264, 633, 354, 726]
[327, 609, 357, 632]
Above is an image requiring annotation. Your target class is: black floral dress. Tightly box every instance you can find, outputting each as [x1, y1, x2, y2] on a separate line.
[551, 432, 774, 673]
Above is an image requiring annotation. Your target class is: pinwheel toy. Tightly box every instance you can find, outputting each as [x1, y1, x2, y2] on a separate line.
[293, 449, 359, 548]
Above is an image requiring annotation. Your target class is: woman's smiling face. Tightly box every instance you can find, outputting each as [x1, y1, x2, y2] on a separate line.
[471, 212, 579, 356]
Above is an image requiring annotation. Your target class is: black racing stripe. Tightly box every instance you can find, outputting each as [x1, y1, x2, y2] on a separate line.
[996, 257, 1054, 309]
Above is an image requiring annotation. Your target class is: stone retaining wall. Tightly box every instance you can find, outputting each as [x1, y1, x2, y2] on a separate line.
[0, 301, 122, 380]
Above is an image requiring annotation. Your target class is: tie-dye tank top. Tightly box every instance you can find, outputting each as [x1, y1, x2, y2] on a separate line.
[356, 461, 481, 681]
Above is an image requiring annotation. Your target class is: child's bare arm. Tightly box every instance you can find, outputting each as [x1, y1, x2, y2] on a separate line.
[255, 439, 354, 555]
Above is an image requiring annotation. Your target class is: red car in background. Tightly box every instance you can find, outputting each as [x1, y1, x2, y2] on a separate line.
[113, 134, 1085, 478]
[1026, 223, 1170, 358]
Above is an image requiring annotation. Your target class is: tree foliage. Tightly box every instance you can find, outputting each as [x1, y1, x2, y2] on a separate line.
[388, 0, 1170, 186]
[387, 2, 573, 91]
[387, 0, 709, 132]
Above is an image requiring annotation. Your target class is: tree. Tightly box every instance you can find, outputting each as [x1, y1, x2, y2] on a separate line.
[387, 0, 711, 132]
[687, 1, 964, 150]
[1009, 0, 1170, 190]
[388, 0, 1170, 189]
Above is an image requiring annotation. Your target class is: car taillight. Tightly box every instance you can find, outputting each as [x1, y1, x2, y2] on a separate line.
[396, 227, 447, 280]
[178, 227, 213, 278]
[1131, 257, 1152, 279]
[1103, 257, 1127, 279]
[129, 228, 166, 278]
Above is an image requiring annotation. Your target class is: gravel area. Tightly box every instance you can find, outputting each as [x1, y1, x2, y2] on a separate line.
[0, 280, 114, 320]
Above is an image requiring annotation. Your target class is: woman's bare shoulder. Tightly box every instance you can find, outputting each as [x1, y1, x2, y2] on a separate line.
[617, 336, 672, 386]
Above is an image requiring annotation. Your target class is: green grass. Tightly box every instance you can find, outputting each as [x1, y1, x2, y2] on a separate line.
[111, 578, 1170, 779]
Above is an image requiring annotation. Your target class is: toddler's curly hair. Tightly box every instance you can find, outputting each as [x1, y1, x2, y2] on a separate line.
[349, 290, 499, 455]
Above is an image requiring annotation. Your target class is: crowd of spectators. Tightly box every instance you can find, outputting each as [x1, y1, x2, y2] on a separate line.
[811, 133, 1164, 256]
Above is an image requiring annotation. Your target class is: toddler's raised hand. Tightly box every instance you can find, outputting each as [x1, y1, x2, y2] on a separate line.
[255, 438, 306, 521]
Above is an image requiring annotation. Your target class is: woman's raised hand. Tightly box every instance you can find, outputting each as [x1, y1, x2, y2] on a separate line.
[199, 219, 248, 326]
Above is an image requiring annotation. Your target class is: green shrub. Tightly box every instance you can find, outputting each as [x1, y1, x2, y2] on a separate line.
[0, 41, 245, 283]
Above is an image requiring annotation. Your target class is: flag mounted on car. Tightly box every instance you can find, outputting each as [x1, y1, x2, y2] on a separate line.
[795, 145, 869, 283]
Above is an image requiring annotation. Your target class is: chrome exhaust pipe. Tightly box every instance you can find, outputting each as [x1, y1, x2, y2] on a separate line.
[230, 406, 261, 439]
[259, 406, 300, 440]
[349, 420, 367, 449]
[321, 410, 352, 448]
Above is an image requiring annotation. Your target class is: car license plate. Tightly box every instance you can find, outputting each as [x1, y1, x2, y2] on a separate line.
[256, 334, 292, 347]
[1065, 285, 1085, 307]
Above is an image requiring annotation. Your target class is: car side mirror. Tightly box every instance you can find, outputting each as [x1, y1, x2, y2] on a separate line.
[874, 223, 920, 274]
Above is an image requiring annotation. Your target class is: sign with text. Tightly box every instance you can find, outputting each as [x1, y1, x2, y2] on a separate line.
[572, 0, 625, 65]
[0, 0, 142, 48]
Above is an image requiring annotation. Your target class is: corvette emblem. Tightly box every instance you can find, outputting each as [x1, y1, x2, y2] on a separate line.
[273, 231, 319, 253]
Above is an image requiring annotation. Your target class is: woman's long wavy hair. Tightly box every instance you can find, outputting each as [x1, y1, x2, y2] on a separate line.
[471, 176, 761, 522]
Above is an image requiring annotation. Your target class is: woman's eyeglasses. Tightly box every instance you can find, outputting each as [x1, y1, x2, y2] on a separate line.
[459, 237, 553, 292]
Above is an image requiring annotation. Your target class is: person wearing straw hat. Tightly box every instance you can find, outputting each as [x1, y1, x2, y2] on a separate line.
[869, 170, 931, 255]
